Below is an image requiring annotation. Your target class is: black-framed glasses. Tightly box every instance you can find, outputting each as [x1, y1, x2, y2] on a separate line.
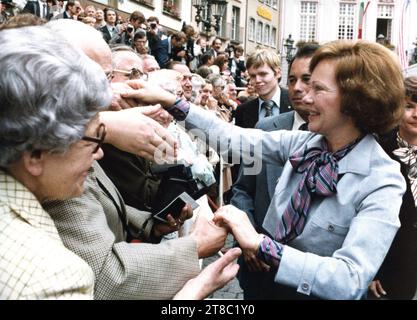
[82, 123, 106, 154]
[113, 68, 147, 80]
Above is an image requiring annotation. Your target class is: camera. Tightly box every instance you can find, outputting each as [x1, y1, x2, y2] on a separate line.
[126, 24, 134, 33]
[150, 22, 157, 29]
[150, 163, 214, 219]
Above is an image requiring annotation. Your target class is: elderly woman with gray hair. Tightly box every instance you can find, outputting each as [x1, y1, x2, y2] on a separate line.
[0, 26, 112, 299]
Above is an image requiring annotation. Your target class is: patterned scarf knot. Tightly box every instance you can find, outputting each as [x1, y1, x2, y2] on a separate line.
[275, 138, 361, 243]
[393, 133, 417, 206]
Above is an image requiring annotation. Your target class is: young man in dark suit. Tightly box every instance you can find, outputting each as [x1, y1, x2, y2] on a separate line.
[229, 49, 292, 186]
[234, 48, 292, 129]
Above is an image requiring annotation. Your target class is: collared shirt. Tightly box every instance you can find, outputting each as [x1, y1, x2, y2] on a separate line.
[0, 171, 94, 299]
[291, 111, 306, 131]
[258, 87, 282, 118]
[38, 0, 47, 19]
[167, 36, 172, 55]
[106, 24, 118, 38]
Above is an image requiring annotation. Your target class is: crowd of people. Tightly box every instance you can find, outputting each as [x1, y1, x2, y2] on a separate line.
[1, 2, 417, 301]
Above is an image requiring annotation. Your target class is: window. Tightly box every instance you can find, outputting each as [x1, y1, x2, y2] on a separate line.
[377, 2, 394, 42]
[377, 3, 394, 18]
[218, 6, 227, 38]
[163, 0, 181, 19]
[300, 1, 317, 42]
[257, 21, 263, 43]
[272, 0, 278, 9]
[249, 18, 255, 41]
[231, 6, 240, 41]
[264, 24, 270, 46]
[271, 27, 277, 47]
[338, 2, 356, 39]
[137, 0, 154, 7]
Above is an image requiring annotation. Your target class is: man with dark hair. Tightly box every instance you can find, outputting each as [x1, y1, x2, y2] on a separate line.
[51, 0, 79, 19]
[146, 15, 165, 56]
[99, 8, 118, 44]
[133, 28, 147, 54]
[116, 10, 145, 46]
[152, 31, 187, 68]
[228, 45, 246, 87]
[207, 38, 222, 58]
[231, 43, 320, 300]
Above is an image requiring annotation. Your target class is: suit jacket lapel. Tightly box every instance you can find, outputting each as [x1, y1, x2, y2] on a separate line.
[247, 98, 259, 128]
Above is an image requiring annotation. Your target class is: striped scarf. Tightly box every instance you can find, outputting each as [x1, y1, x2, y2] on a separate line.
[275, 137, 361, 243]
[393, 133, 417, 207]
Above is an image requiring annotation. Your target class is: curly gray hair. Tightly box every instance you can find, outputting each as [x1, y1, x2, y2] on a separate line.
[0, 26, 112, 168]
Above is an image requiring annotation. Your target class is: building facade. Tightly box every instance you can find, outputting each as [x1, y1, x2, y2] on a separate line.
[245, 0, 280, 55]
[281, 0, 417, 68]
[190, 0, 247, 52]
[81, 0, 191, 33]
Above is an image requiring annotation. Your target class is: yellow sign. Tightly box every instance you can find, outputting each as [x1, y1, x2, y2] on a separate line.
[257, 6, 272, 21]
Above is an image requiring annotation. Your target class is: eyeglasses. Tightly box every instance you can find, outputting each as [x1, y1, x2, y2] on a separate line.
[82, 123, 106, 154]
[113, 68, 147, 80]
[105, 70, 114, 82]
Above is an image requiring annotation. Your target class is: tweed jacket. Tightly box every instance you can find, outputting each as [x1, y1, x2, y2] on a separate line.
[185, 105, 406, 300]
[43, 161, 200, 300]
[0, 171, 94, 299]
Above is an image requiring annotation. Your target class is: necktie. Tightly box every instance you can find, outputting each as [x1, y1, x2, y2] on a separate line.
[275, 137, 361, 243]
[43, 4, 47, 19]
[262, 100, 274, 117]
[393, 132, 417, 206]
[298, 122, 309, 131]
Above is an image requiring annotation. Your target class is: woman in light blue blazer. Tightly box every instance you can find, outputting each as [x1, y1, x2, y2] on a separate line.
[122, 40, 406, 299]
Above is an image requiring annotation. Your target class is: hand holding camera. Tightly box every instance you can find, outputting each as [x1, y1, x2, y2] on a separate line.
[126, 24, 134, 34]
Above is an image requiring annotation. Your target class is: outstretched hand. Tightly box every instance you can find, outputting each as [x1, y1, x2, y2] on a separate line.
[174, 247, 242, 300]
[120, 79, 177, 108]
[99, 107, 177, 162]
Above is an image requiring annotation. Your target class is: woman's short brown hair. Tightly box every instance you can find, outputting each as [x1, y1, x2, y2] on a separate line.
[310, 40, 405, 134]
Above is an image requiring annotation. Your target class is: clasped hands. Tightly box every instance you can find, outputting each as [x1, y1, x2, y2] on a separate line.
[213, 205, 270, 272]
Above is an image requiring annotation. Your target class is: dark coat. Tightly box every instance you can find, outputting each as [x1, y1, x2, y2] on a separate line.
[98, 144, 160, 212]
[376, 130, 417, 299]
[23, 0, 51, 19]
[234, 88, 292, 128]
[228, 58, 246, 87]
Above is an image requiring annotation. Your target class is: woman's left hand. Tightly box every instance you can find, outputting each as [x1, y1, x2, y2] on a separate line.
[368, 280, 387, 299]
